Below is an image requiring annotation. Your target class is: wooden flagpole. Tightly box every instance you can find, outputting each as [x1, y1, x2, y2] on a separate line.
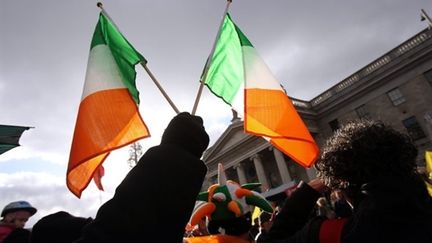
[191, 0, 232, 115]
[97, 2, 180, 114]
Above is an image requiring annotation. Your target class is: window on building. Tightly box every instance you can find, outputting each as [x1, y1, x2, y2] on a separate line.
[423, 68, 432, 87]
[329, 119, 339, 131]
[387, 88, 406, 106]
[402, 116, 426, 140]
[355, 105, 371, 119]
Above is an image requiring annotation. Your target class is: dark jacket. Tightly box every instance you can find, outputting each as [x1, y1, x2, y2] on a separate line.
[3, 228, 31, 243]
[76, 112, 210, 243]
[259, 177, 432, 243]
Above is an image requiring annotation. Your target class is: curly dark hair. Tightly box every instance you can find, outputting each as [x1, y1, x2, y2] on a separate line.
[315, 120, 418, 189]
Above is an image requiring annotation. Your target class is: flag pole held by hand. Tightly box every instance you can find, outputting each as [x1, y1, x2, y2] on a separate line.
[97, 2, 180, 114]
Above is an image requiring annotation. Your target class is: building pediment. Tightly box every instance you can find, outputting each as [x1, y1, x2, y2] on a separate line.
[203, 120, 269, 173]
[203, 120, 248, 161]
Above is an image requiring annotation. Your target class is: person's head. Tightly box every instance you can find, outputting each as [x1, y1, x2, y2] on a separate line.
[315, 120, 418, 193]
[1, 201, 37, 228]
[316, 197, 328, 207]
[29, 211, 93, 243]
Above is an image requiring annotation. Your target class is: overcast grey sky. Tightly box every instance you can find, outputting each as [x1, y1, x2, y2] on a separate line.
[1, 0, 432, 227]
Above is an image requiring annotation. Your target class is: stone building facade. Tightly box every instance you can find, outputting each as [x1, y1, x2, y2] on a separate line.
[202, 28, 432, 195]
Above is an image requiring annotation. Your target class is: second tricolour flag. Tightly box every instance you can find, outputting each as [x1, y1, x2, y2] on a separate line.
[67, 13, 150, 198]
[203, 14, 319, 167]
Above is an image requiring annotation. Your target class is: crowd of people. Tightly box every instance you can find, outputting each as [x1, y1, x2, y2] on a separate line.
[1, 113, 432, 242]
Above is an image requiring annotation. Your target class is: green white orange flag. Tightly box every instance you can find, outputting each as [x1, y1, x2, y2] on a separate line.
[67, 13, 150, 198]
[203, 14, 319, 167]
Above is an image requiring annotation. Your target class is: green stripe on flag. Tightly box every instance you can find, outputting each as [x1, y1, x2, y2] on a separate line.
[90, 14, 145, 104]
[204, 14, 244, 105]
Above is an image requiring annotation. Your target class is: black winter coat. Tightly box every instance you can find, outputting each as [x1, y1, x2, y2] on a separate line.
[259, 177, 432, 243]
[76, 113, 209, 243]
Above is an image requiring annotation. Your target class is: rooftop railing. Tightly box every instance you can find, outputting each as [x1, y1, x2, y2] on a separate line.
[309, 29, 431, 107]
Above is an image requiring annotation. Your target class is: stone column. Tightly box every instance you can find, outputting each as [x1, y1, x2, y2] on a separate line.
[251, 154, 269, 190]
[272, 147, 292, 183]
[235, 162, 247, 185]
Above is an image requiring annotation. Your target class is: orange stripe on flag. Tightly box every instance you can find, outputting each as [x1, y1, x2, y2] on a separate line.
[245, 88, 319, 167]
[67, 88, 149, 197]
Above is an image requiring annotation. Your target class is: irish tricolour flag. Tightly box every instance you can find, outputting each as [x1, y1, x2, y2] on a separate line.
[204, 14, 319, 167]
[67, 13, 150, 198]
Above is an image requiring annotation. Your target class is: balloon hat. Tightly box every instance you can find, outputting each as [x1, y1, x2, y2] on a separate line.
[189, 163, 273, 226]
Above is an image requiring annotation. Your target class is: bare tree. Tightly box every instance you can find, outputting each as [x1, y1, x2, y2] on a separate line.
[127, 142, 143, 168]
